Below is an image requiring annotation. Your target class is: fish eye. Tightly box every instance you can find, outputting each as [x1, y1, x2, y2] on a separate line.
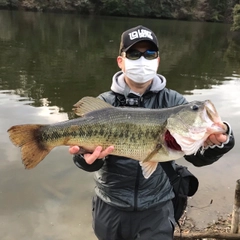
[191, 105, 199, 111]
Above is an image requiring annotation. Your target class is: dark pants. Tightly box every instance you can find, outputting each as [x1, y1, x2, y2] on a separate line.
[92, 196, 175, 240]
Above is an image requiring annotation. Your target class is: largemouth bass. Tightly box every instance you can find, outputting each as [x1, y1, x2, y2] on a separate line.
[7, 97, 226, 179]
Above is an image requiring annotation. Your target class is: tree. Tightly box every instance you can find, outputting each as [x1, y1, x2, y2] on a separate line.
[231, 4, 240, 31]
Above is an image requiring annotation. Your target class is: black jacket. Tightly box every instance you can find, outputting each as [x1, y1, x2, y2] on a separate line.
[73, 75, 234, 211]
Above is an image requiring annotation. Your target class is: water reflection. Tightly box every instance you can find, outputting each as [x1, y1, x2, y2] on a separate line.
[1, 10, 240, 111]
[0, 92, 89, 239]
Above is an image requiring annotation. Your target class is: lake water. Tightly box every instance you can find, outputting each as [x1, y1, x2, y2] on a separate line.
[0, 10, 239, 240]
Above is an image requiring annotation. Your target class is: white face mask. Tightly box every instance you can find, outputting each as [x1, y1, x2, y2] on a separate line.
[123, 56, 158, 84]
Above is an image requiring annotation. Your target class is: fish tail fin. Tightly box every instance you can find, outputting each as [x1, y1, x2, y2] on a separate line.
[7, 124, 51, 169]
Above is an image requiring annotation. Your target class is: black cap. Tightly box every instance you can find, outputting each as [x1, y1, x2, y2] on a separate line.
[119, 25, 159, 55]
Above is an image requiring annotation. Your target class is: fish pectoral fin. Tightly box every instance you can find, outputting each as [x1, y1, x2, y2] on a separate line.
[139, 161, 158, 179]
[73, 97, 113, 116]
[140, 144, 162, 178]
[142, 144, 162, 163]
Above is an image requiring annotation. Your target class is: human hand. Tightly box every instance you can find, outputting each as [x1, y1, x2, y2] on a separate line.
[204, 123, 228, 147]
[69, 145, 114, 164]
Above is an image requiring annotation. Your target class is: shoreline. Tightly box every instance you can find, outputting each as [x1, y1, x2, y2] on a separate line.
[0, 1, 237, 24]
[174, 208, 240, 239]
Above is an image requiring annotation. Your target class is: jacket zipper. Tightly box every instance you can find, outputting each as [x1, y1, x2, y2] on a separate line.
[139, 97, 144, 107]
[134, 164, 141, 211]
[134, 96, 143, 211]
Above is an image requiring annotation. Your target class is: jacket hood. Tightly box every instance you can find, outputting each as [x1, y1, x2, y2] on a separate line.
[110, 71, 166, 96]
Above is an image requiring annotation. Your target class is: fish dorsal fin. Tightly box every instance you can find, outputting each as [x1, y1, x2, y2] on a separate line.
[139, 161, 158, 179]
[73, 97, 113, 116]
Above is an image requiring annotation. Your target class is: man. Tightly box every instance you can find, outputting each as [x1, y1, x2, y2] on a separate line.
[69, 25, 234, 240]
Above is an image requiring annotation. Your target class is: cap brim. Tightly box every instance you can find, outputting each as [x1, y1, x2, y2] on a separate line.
[121, 39, 159, 53]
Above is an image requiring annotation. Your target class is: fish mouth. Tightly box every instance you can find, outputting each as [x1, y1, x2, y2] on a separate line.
[204, 100, 220, 123]
[167, 100, 227, 156]
[203, 100, 226, 134]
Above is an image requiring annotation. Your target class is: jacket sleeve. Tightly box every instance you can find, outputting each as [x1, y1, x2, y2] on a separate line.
[184, 122, 235, 166]
[73, 154, 104, 172]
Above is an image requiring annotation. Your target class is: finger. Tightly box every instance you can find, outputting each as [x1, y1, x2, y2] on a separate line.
[69, 146, 80, 154]
[85, 146, 103, 164]
[206, 133, 227, 146]
[204, 135, 217, 147]
[204, 139, 213, 147]
[208, 135, 220, 145]
[215, 133, 228, 143]
[98, 146, 114, 159]
[210, 134, 227, 145]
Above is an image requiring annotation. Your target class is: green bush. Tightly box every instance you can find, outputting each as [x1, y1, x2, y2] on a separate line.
[231, 4, 240, 31]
